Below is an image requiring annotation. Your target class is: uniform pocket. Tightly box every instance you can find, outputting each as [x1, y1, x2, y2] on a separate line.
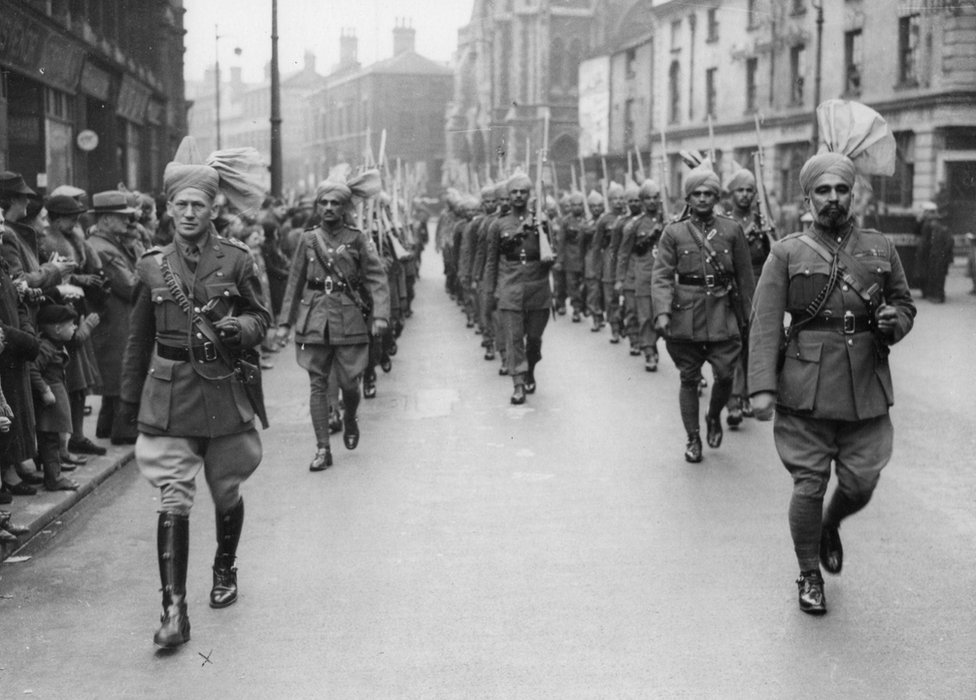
[778, 338, 822, 412]
[139, 355, 176, 430]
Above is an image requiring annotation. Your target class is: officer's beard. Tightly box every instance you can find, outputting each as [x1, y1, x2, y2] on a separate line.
[815, 204, 851, 231]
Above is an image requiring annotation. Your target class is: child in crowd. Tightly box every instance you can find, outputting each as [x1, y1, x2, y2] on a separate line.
[31, 304, 98, 491]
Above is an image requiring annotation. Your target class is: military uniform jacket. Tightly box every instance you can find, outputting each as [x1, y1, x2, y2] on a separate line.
[483, 211, 553, 312]
[581, 217, 600, 279]
[616, 213, 662, 296]
[604, 214, 633, 285]
[555, 214, 585, 273]
[471, 213, 498, 283]
[278, 224, 390, 346]
[592, 212, 621, 283]
[748, 223, 915, 421]
[457, 214, 484, 283]
[119, 232, 271, 437]
[729, 208, 772, 281]
[651, 213, 755, 342]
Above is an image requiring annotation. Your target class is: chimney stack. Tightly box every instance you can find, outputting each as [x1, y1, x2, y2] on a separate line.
[339, 28, 358, 66]
[393, 17, 416, 56]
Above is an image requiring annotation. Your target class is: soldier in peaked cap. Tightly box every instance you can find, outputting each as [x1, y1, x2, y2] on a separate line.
[748, 100, 915, 616]
[651, 165, 755, 464]
[118, 138, 272, 648]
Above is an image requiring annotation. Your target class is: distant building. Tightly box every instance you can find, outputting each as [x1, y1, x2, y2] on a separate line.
[0, 0, 188, 195]
[187, 52, 326, 198]
[302, 22, 453, 197]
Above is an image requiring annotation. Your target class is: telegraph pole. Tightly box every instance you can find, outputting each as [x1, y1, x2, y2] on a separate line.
[270, 0, 283, 196]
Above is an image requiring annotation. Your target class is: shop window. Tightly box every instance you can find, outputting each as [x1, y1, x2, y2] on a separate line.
[669, 61, 680, 124]
[844, 29, 863, 96]
[898, 14, 921, 87]
[625, 48, 637, 80]
[870, 131, 914, 208]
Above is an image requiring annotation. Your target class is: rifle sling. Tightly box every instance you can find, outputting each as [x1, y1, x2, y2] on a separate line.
[308, 229, 370, 315]
[797, 232, 881, 312]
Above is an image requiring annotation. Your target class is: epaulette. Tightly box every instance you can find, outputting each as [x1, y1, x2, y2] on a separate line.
[216, 235, 250, 252]
[715, 212, 735, 221]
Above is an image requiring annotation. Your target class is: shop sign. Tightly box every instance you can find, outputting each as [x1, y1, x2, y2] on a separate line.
[0, 1, 85, 93]
[80, 62, 113, 102]
[76, 129, 99, 152]
[116, 75, 151, 124]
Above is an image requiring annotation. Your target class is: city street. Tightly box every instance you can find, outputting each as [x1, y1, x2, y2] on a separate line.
[1, 263, 974, 698]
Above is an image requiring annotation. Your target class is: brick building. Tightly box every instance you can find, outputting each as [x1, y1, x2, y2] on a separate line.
[301, 24, 453, 196]
[0, 0, 188, 196]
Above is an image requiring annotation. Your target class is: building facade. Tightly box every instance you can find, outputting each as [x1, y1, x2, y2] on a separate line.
[302, 24, 453, 196]
[0, 0, 188, 196]
[187, 52, 326, 197]
[580, 0, 976, 234]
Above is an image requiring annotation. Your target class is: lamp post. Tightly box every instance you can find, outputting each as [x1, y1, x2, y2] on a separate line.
[270, 0, 283, 197]
[811, 0, 824, 155]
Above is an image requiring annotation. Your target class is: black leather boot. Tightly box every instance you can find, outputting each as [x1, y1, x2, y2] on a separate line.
[154, 512, 190, 648]
[210, 499, 244, 609]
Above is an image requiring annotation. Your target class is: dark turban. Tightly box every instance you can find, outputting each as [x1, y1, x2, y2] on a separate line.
[798, 153, 857, 195]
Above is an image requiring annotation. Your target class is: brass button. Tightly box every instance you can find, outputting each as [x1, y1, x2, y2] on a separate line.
[193, 306, 201, 313]
[847, 339, 853, 346]
[196, 332, 203, 339]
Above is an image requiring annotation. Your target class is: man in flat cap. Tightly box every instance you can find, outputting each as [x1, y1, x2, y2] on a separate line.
[483, 173, 555, 404]
[118, 140, 271, 648]
[651, 165, 755, 463]
[748, 119, 916, 615]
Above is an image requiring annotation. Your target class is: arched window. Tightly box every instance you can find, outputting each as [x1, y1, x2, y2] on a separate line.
[669, 61, 681, 124]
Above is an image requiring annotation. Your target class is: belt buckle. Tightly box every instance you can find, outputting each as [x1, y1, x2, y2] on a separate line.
[843, 311, 855, 335]
[324, 276, 334, 294]
[704, 274, 716, 288]
[202, 341, 217, 362]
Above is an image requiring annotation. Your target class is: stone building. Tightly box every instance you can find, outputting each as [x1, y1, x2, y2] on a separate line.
[302, 23, 452, 196]
[187, 52, 326, 196]
[0, 0, 188, 195]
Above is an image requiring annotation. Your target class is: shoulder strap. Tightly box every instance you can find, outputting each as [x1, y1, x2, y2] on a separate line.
[685, 221, 730, 277]
[308, 229, 372, 317]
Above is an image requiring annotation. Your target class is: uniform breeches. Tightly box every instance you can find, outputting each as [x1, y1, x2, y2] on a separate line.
[603, 282, 621, 332]
[137, 430, 262, 515]
[585, 276, 604, 317]
[774, 412, 893, 569]
[297, 343, 367, 446]
[479, 288, 495, 343]
[635, 295, 657, 352]
[552, 269, 566, 308]
[563, 270, 583, 312]
[622, 290, 638, 344]
[499, 308, 549, 380]
[666, 338, 741, 433]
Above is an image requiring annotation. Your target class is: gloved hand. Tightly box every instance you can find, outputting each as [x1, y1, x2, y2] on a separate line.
[751, 392, 775, 422]
[80, 312, 101, 333]
[214, 316, 242, 346]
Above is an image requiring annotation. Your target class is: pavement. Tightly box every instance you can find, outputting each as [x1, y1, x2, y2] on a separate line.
[0, 398, 135, 561]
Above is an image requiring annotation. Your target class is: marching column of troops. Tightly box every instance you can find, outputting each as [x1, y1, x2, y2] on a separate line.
[437, 99, 916, 618]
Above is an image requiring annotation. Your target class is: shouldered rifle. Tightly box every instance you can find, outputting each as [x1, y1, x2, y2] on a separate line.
[753, 113, 777, 240]
[659, 130, 672, 220]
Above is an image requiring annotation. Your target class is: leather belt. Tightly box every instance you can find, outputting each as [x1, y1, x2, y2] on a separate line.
[504, 253, 540, 263]
[677, 273, 732, 287]
[797, 314, 873, 334]
[156, 341, 219, 363]
[307, 276, 347, 293]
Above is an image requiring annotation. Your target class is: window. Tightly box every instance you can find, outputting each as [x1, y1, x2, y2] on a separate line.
[790, 44, 806, 105]
[705, 67, 717, 119]
[791, 0, 805, 14]
[671, 19, 682, 52]
[551, 38, 565, 87]
[625, 48, 637, 79]
[899, 14, 921, 86]
[747, 0, 759, 30]
[844, 29, 862, 95]
[746, 57, 758, 112]
[870, 131, 914, 208]
[669, 61, 681, 124]
[779, 140, 811, 203]
[707, 8, 719, 42]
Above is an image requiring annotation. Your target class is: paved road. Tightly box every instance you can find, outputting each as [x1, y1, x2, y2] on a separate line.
[1, 263, 974, 698]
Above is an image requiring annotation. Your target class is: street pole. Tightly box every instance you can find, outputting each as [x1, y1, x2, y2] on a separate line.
[811, 0, 824, 155]
[270, 0, 283, 197]
[215, 24, 222, 150]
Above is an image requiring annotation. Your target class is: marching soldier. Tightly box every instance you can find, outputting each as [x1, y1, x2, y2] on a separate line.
[555, 193, 587, 322]
[483, 174, 554, 404]
[595, 182, 627, 343]
[616, 184, 643, 355]
[748, 100, 915, 615]
[581, 190, 606, 331]
[723, 167, 773, 425]
[615, 180, 664, 371]
[118, 138, 271, 648]
[473, 183, 510, 367]
[651, 166, 755, 463]
[276, 170, 391, 470]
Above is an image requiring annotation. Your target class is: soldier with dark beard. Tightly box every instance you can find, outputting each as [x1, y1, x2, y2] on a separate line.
[748, 100, 915, 615]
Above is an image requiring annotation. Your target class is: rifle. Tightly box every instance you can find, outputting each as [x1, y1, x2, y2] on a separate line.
[753, 113, 777, 240]
[627, 151, 634, 185]
[660, 129, 671, 220]
[601, 156, 610, 204]
[535, 114, 555, 264]
[707, 114, 717, 164]
[634, 144, 646, 183]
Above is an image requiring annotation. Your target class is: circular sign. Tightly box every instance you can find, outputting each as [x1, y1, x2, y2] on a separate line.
[76, 130, 99, 152]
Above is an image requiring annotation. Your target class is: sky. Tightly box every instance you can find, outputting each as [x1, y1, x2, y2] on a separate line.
[182, 0, 475, 84]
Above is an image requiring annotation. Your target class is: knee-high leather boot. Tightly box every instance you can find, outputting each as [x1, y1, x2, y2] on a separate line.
[154, 512, 190, 648]
[210, 498, 244, 608]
